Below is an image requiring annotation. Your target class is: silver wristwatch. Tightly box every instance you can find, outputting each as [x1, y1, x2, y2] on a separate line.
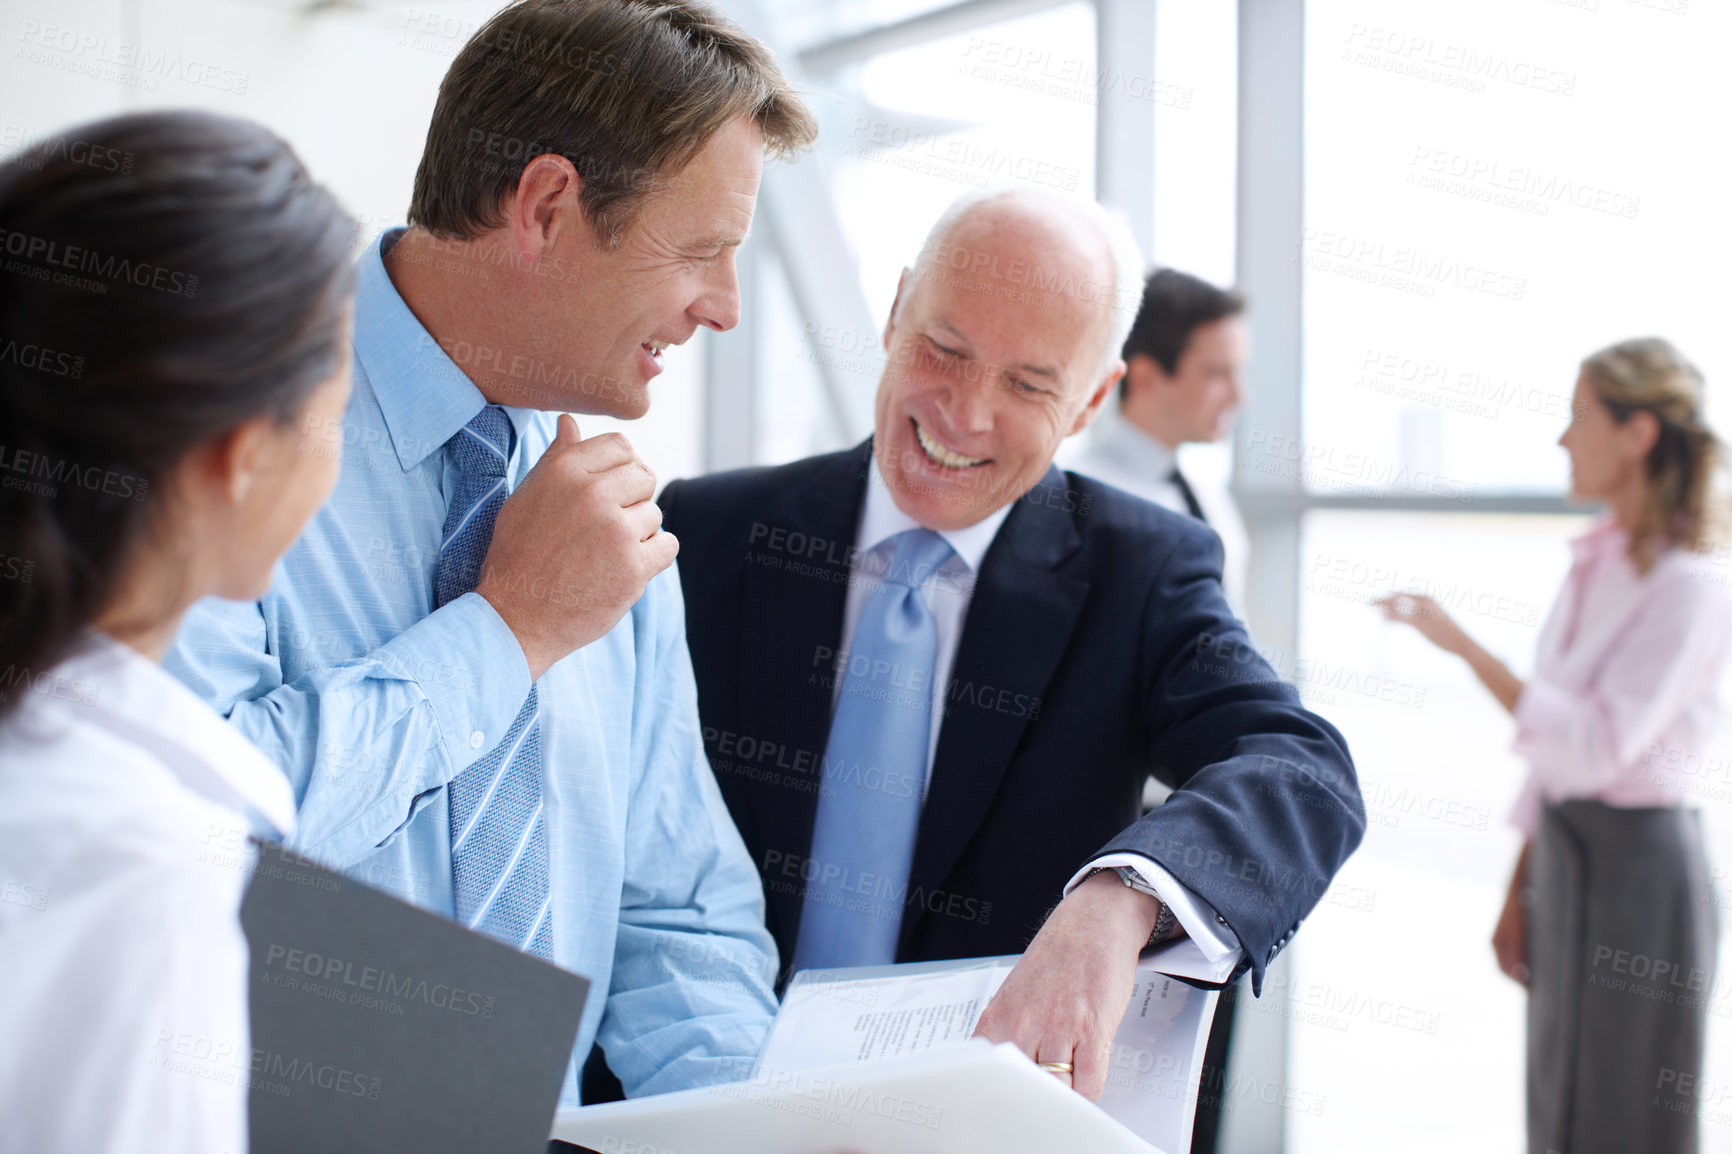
[1085, 866, 1182, 950]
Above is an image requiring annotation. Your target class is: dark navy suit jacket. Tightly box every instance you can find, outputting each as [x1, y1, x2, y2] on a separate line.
[661, 441, 1363, 994]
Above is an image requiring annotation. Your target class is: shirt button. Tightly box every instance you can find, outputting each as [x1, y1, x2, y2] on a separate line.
[468, 730, 485, 749]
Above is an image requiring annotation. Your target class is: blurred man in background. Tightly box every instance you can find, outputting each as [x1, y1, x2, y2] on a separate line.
[1066, 268, 1250, 615]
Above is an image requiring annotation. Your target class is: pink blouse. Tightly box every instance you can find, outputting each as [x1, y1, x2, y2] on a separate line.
[1510, 518, 1732, 837]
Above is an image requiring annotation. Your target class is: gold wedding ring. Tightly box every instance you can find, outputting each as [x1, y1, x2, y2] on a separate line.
[1038, 1061, 1074, 1075]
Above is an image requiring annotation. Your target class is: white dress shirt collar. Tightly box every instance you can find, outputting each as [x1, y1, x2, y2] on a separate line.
[859, 453, 1015, 574]
[62, 630, 297, 838]
[1086, 403, 1179, 481]
[839, 456, 1016, 783]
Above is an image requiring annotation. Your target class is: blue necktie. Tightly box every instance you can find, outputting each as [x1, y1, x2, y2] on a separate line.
[793, 528, 956, 971]
[434, 406, 553, 960]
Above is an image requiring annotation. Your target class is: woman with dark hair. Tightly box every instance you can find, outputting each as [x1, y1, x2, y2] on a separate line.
[1380, 338, 1727, 1153]
[0, 111, 354, 1150]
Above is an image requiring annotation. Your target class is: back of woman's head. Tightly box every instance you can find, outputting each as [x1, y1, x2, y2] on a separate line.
[0, 111, 355, 717]
[1580, 337, 1721, 568]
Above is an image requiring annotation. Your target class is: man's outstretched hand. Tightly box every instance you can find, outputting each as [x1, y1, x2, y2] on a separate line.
[972, 869, 1161, 1100]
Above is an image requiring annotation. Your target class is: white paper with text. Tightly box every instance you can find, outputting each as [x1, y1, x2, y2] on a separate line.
[757, 956, 1218, 1154]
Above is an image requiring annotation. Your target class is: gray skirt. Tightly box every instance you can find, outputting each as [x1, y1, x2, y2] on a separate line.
[1528, 800, 1718, 1154]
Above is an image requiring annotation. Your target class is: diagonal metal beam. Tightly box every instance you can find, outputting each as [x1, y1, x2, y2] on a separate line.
[795, 0, 1075, 76]
[720, 0, 882, 449]
[760, 166, 879, 443]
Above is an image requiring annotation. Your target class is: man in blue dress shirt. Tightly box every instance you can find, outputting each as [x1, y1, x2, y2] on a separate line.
[167, 0, 816, 1106]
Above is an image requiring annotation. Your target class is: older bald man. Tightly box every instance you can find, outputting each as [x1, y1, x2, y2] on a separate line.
[661, 188, 1363, 1102]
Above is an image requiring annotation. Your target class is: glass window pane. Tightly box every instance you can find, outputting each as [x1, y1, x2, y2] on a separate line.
[760, 0, 971, 56]
[1151, 1, 1238, 284]
[819, 2, 1099, 326]
[1301, 0, 1732, 497]
[1289, 510, 1732, 1154]
[1288, 509, 1586, 1153]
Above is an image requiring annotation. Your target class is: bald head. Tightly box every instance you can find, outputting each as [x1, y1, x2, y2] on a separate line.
[871, 189, 1145, 532]
[899, 188, 1144, 380]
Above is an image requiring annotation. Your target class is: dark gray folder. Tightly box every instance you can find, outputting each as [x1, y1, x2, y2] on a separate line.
[241, 841, 588, 1154]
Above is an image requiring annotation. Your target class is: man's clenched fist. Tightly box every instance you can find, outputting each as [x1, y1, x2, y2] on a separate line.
[476, 414, 678, 679]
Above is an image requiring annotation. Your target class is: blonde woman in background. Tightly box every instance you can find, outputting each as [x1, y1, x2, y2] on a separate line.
[1380, 338, 1726, 1154]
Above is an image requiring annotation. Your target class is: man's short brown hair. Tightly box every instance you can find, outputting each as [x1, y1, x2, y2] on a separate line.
[408, 0, 816, 247]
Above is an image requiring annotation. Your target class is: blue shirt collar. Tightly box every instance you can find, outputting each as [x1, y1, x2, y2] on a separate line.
[355, 227, 492, 472]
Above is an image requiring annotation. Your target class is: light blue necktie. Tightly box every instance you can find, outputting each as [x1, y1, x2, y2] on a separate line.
[435, 406, 553, 960]
[793, 528, 956, 971]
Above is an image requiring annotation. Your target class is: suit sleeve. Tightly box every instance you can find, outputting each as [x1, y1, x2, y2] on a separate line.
[1090, 525, 1364, 995]
[658, 477, 684, 534]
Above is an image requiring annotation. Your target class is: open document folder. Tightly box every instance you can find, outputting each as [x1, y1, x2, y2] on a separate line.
[552, 955, 1217, 1154]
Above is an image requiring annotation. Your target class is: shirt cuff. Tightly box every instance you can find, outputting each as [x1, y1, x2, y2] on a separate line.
[1065, 852, 1242, 963]
[376, 591, 534, 770]
[1508, 776, 1543, 839]
[1512, 677, 1574, 753]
